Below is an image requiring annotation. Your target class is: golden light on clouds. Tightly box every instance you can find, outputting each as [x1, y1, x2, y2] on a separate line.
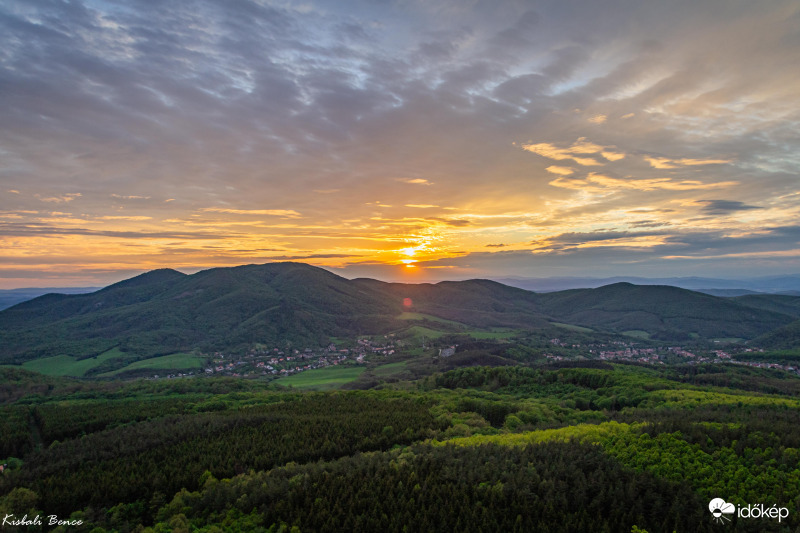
[545, 166, 575, 176]
[521, 137, 625, 166]
[200, 208, 303, 217]
[644, 156, 733, 169]
[2, 0, 799, 287]
[397, 178, 433, 185]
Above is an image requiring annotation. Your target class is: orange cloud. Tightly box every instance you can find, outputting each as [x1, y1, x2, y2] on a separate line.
[644, 156, 732, 169]
[548, 172, 739, 191]
[521, 137, 625, 166]
[397, 178, 433, 185]
[36, 193, 82, 203]
[545, 165, 575, 176]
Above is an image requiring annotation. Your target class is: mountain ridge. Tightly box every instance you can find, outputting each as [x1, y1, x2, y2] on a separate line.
[1, 262, 798, 367]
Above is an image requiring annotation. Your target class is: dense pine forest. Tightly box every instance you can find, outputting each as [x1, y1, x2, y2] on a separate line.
[2, 362, 800, 532]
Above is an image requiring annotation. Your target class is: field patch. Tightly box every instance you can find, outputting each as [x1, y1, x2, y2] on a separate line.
[20, 348, 124, 377]
[275, 365, 365, 390]
[402, 325, 449, 339]
[398, 312, 466, 328]
[463, 328, 518, 340]
[98, 352, 205, 377]
[622, 330, 651, 339]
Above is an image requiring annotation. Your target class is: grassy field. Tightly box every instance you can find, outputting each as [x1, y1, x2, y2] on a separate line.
[464, 328, 518, 340]
[398, 312, 466, 328]
[275, 365, 366, 390]
[402, 325, 450, 339]
[622, 330, 651, 339]
[20, 348, 125, 377]
[98, 352, 206, 377]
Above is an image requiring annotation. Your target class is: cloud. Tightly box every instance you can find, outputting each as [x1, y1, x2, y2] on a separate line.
[96, 216, 153, 221]
[426, 217, 471, 227]
[644, 156, 733, 169]
[0, 222, 234, 240]
[521, 138, 625, 166]
[200, 208, 302, 218]
[397, 178, 434, 185]
[548, 172, 738, 192]
[1, 0, 799, 285]
[698, 200, 764, 215]
[35, 193, 82, 203]
[110, 194, 152, 200]
[545, 166, 575, 176]
[586, 172, 737, 191]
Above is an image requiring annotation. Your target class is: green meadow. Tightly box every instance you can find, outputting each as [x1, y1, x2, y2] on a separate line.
[19, 348, 124, 377]
[98, 352, 206, 377]
[275, 365, 365, 390]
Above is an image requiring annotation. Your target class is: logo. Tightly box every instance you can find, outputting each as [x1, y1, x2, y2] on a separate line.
[709, 498, 790, 524]
[709, 498, 735, 524]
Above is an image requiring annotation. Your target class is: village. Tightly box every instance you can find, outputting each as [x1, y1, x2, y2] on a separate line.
[147, 334, 800, 381]
[543, 338, 800, 376]
[199, 337, 397, 378]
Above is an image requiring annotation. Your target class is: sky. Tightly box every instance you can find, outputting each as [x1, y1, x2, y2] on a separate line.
[1, 0, 799, 288]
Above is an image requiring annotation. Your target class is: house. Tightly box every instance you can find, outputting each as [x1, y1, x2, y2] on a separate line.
[439, 346, 456, 357]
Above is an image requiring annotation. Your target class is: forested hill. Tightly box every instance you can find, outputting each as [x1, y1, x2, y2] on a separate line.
[535, 282, 794, 340]
[0, 263, 798, 365]
[0, 263, 400, 363]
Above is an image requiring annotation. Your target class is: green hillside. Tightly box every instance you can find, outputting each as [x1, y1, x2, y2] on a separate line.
[732, 293, 800, 318]
[537, 282, 793, 340]
[0, 263, 401, 366]
[2, 264, 798, 374]
[752, 319, 800, 350]
[354, 277, 550, 328]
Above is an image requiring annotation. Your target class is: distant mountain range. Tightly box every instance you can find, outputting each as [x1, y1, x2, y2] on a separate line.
[0, 287, 100, 311]
[3, 273, 800, 311]
[495, 275, 800, 295]
[1, 263, 799, 368]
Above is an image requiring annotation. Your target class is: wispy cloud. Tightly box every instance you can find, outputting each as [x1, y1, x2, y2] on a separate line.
[521, 138, 625, 166]
[644, 156, 732, 169]
[35, 193, 82, 204]
[110, 194, 152, 200]
[545, 166, 575, 176]
[0, 0, 798, 285]
[397, 178, 434, 185]
[200, 208, 302, 218]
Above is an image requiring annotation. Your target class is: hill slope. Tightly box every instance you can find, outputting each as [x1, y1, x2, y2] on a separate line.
[0, 263, 400, 364]
[352, 278, 550, 329]
[752, 319, 800, 350]
[536, 283, 793, 340]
